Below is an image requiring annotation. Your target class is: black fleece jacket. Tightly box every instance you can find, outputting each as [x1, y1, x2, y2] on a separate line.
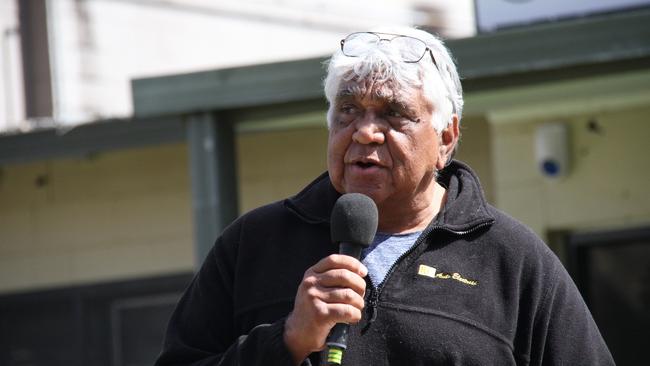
[155, 161, 614, 366]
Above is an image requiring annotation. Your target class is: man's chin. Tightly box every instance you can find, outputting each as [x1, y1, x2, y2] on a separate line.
[340, 185, 387, 205]
[330, 172, 389, 203]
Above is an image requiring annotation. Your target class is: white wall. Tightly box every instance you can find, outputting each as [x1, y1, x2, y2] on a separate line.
[0, 0, 475, 131]
[44, 0, 474, 125]
[0, 0, 25, 132]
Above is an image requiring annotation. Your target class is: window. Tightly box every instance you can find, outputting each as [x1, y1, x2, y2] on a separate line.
[565, 226, 650, 366]
[0, 273, 192, 366]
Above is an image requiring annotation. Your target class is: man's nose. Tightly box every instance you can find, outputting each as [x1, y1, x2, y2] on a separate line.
[352, 114, 386, 145]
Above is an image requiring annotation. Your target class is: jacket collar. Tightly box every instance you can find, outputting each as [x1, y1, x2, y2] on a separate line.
[432, 160, 495, 233]
[284, 160, 495, 233]
[283, 171, 341, 225]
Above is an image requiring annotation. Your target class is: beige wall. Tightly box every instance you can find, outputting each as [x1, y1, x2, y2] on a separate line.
[0, 127, 332, 294]
[455, 115, 494, 203]
[0, 128, 332, 294]
[2, 103, 647, 294]
[491, 105, 650, 242]
[237, 127, 329, 212]
[0, 143, 193, 293]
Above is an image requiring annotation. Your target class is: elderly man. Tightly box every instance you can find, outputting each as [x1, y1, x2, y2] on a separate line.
[156, 28, 614, 365]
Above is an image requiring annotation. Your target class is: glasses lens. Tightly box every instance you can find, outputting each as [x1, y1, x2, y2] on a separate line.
[342, 32, 380, 57]
[390, 36, 427, 63]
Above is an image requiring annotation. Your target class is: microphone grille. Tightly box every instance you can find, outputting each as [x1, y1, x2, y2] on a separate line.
[330, 193, 378, 248]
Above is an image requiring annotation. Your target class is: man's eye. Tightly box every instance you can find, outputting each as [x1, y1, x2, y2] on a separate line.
[340, 104, 358, 114]
[387, 109, 403, 118]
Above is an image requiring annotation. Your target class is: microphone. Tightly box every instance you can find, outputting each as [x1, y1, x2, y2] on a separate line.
[326, 193, 378, 365]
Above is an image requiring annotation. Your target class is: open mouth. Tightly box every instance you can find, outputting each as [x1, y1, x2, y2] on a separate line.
[355, 161, 379, 169]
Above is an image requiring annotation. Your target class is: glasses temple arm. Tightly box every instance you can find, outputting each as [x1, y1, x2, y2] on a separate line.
[428, 49, 439, 70]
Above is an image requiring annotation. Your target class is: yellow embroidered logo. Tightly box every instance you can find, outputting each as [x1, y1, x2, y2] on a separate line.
[417, 264, 478, 286]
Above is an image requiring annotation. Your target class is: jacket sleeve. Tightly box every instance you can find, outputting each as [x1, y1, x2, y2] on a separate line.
[154, 233, 298, 366]
[529, 262, 615, 366]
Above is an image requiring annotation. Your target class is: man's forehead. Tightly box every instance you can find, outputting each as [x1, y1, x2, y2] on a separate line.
[336, 79, 412, 101]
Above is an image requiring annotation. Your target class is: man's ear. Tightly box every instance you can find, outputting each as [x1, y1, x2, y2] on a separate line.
[436, 115, 460, 170]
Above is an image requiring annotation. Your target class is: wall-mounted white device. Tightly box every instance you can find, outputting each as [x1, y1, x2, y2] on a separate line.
[534, 122, 570, 179]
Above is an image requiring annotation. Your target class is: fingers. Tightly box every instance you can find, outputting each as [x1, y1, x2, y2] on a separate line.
[313, 302, 363, 325]
[306, 286, 365, 312]
[302, 255, 367, 299]
[312, 254, 368, 277]
[298, 255, 367, 323]
[305, 268, 366, 297]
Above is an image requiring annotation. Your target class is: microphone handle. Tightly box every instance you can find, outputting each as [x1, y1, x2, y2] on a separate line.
[325, 241, 364, 365]
[326, 323, 349, 365]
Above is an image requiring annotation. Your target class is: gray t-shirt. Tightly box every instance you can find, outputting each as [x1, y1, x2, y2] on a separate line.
[361, 231, 422, 287]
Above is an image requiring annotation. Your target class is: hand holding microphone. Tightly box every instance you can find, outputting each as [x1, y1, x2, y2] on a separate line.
[283, 193, 378, 366]
[326, 193, 378, 365]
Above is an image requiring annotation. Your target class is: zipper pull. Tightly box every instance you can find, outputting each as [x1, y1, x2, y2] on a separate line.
[364, 287, 379, 326]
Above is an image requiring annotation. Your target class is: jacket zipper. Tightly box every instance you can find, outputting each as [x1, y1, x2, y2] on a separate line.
[364, 221, 492, 326]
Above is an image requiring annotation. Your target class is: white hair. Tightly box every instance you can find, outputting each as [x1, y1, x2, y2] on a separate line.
[324, 26, 463, 132]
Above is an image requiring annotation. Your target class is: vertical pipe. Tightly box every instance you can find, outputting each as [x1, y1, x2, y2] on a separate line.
[187, 112, 238, 269]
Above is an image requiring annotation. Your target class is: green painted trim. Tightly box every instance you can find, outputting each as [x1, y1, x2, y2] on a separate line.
[452, 9, 650, 80]
[132, 57, 328, 118]
[0, 116, 185, 165]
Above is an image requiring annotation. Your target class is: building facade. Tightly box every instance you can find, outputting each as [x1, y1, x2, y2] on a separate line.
[0, 4, 649, 366]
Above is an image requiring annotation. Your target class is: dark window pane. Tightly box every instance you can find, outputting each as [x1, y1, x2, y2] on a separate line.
[567, 227, 650, 366]
[111, 294, 179, 366]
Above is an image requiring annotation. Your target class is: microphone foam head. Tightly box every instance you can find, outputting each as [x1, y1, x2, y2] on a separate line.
[330, 193, 378, 248]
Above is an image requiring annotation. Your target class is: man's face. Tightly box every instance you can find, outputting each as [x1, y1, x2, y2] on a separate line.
[327, 78, 451, 207]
